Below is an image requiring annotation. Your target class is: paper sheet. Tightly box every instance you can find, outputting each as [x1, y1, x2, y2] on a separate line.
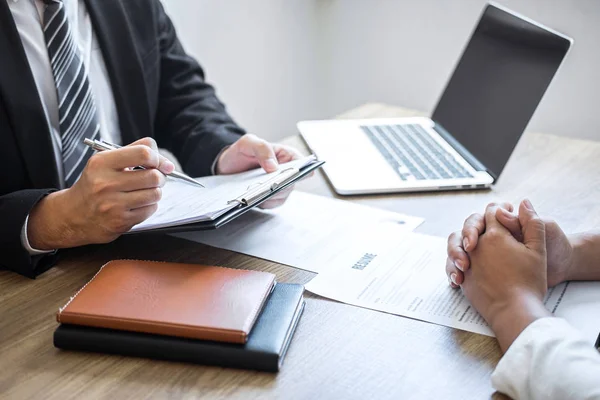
[545, 281, 600, 344]
[305, 229, 600, 343]
[131, 156, 316, 232]
[172, 191, 424, 273]
[305, 229, 493, 335]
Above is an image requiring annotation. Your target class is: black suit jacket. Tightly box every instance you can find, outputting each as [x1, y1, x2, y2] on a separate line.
[0, 0, 245, 278]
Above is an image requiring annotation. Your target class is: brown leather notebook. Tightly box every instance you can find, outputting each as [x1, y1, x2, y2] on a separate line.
[57, 260, 276, 344]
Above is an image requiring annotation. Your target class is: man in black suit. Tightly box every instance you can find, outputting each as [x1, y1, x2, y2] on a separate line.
[0, 0, 301, 278]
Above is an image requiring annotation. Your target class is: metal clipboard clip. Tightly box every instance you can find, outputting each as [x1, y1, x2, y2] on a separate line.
[227, 167, 300, 206]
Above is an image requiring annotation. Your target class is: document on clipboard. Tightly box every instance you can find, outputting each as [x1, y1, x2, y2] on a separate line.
[129, 155, 323, 233]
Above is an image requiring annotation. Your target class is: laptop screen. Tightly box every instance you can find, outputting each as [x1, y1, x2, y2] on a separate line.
[431, 4, 571, 179]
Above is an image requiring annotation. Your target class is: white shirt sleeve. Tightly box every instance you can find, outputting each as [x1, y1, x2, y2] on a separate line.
[492, 317, 600, 400]
[21, 215, 56, 256]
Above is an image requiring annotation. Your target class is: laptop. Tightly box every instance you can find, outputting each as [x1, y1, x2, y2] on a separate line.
[298, 3, 572, 195]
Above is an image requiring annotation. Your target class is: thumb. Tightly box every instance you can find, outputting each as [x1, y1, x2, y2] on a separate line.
[496, 207, 523, 241]
[518, 199, 546, 254]
[254, 143, 278, 173]
[242, 135, 279, 173]
[129, 137, 174, 174]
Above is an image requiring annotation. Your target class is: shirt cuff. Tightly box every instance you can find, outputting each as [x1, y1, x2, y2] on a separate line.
[211, 146, 229, 175]
[21, 215, 56, 255]
[491, 317, 591, 399]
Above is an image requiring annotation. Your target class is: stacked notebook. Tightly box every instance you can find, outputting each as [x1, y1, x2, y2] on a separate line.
[53, 260, 305, 372]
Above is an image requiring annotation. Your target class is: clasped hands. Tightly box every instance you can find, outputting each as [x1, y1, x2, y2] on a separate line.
[445, 200, 577, 351]
[28, 134, 301, 251]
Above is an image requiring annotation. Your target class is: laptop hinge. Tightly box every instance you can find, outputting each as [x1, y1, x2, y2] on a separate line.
[432, 123, 498, 181]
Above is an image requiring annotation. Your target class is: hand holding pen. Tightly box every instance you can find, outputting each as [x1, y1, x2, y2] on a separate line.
[84, 138, 204, 187]
[26, 137, 193, 251]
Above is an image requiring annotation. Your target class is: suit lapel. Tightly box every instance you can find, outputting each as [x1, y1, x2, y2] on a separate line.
[0, 1, 60, 189]
[85, 0, 152, 145]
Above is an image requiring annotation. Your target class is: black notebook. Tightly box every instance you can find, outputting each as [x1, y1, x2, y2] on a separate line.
[54, 283, 305, 372]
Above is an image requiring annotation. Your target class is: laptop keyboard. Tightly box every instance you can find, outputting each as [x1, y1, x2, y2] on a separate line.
[361, 124, 473, 180]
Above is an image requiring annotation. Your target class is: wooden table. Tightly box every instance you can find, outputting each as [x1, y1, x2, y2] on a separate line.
[1, 104, 599, 399]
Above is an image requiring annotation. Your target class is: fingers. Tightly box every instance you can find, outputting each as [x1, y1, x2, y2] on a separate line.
[496, 207, 522, 240]
[117, 169, 166, 192]
[273, 144, 303, 163]
[123, 187, 163, 210]
[518, 199, 546, 253]
[130, 137, 159, 151]
[126, 203, 159, 226]
[483, 202, 512, 236]
[126, 137, 174, 174]
[448, 201, 518, 289]
[462, 202, 514, 251]
[97, 145, 158, 171]
[258, 186, 294, 209]
[447, 231, 470, 272]
[461, 213, 485, 252]
[216, 135, 305, 175]
[239, 134, 279, 173]
[446, 257, 463, 288]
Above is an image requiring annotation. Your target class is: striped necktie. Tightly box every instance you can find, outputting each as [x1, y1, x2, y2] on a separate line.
[42, 0, 100, 187]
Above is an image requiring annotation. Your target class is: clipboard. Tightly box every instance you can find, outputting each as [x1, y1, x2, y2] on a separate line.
[133, 159, 325, 235]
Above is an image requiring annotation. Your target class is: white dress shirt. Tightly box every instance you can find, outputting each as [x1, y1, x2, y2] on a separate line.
[9, 0, 120, 254]
[492, 317, 600, 399]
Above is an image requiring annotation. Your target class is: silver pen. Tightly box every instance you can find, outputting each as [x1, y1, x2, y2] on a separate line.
[83, 138, 205, 188]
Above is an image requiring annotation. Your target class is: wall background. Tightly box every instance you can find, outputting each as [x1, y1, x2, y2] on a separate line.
[162, 0, 600, 142]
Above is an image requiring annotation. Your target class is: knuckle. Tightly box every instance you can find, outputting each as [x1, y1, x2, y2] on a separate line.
[448, 231, 457, 243]
[150, 187, 162, 203]
[445, 258, 455, 273]
[145, 137, 157, 147]
[158, 173, 167, 187]
[81, 167, 95, 182]
[531, 215, 543, 223]
[485, 202, 498, 211]
[86, 153, 103, 170]
[447, 246, 461, 259]
[147, 203, 159, 216]
[106, 215, 131, 234]
[136, 137, 156, 148]
[148, 169, 163, 187]
[90, 177, 112, 195]
[466, 213, 483, 223]
[137, 146, 154, 164]
[484, 228, 502, 241]
[131, 204, 158, 225]
[529, 217, 545, 229]
[257, 141, 270, 151]
[97, 201, 117, 215]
